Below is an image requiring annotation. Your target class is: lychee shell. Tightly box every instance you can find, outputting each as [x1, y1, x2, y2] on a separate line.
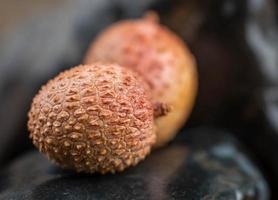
[28, 64, 156, 173]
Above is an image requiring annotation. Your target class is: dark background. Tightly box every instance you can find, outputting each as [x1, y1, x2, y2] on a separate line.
[0, 0, 277, 199]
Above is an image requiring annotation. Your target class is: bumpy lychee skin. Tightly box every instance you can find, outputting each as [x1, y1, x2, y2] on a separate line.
[28, 64, 156, 174]
[84, 14, 198, 147]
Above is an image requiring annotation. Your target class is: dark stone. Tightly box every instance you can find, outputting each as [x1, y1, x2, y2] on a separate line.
[0, 129, 269, 200]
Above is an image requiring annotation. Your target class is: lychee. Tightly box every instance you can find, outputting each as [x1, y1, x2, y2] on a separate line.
[84, 14, 198, 147]
[28, 63, 166, 173]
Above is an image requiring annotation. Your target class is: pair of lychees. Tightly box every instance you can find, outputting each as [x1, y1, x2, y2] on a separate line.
[28, 14, 197, 174]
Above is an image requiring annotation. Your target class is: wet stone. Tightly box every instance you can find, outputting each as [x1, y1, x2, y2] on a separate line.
[0, 128, 269, 200]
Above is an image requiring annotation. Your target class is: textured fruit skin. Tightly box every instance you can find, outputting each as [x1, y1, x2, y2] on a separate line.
[28, 64, 156, 174]
[84, 16, 198, 147]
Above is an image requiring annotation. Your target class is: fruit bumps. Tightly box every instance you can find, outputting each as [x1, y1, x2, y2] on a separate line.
[28, 64, 158, 174]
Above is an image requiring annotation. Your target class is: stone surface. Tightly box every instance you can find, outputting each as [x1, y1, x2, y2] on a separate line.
[0, 129, 269, 200]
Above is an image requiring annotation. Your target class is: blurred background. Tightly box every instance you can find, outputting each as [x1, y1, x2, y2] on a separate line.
[0, 0, 277, 199]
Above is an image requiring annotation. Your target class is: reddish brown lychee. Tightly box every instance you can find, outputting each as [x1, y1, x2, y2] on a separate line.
[84, 14, 198, 147]
[28, 63, 166, 174]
